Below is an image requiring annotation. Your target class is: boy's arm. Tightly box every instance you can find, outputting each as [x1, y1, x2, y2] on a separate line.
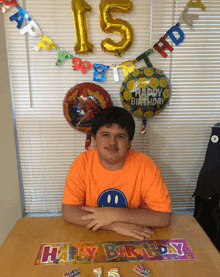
[81, 206, 171, 230]
[62, 204, 118, 230]
[62, 204, 155, 240]
[115, 207, 171, 228]
[62, 204, 95, 226]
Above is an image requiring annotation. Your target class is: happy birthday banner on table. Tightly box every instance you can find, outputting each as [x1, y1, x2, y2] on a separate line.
[34, 238, 195, 265]
[1, 0, 206, 83]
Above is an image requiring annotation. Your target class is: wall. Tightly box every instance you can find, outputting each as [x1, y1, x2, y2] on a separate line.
[0, 15, 22, 246]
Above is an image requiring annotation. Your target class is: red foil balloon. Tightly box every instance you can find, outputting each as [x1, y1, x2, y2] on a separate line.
[63, 83, 113, 149]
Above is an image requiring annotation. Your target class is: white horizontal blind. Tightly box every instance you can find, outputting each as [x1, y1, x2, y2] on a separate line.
[4, 0, 219, 213]
[149, 0, 220, 210]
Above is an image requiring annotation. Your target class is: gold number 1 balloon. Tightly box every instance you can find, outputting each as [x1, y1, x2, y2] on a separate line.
[71, 0, 94, 54]
[99, 0, 134, 56]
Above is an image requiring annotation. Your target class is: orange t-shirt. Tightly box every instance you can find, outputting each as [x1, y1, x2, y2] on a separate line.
[62, 148, 172, 212]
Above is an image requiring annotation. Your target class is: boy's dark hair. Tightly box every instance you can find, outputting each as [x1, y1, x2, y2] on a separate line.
[92, 106, 135, 141]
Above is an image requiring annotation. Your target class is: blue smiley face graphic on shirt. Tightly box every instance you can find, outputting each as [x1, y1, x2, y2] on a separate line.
[97, 189, 128, 207]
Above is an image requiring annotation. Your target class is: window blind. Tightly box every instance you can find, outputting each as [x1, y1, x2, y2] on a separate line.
[3, 0, 219, 213]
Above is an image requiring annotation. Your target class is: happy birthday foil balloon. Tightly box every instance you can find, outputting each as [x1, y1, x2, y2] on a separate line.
[120, 67, 171, 133]
[99, 0, 134, 56]
[63, 83, 113, 149]
[71, 0, 94, 54]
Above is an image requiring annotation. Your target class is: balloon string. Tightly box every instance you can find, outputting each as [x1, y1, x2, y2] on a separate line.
[141, 118, 147, 134]
[85, 133, 92, 150]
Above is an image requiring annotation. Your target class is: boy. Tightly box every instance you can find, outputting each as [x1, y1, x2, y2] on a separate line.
[62, 106, 172, 240]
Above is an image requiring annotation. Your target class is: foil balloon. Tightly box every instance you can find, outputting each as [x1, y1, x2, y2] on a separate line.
[0, 0, 18, 13]
[120, 67, 171, 133]
[63, 83, 113, 149]
[71, 0, 94, 54]
[99, 0, 134, 56]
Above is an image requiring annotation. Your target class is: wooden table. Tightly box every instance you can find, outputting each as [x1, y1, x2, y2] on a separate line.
[0, 214, 220, 276]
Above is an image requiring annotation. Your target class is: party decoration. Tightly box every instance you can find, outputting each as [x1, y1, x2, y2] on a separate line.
[94, 267, 102, 277]
[120, 67, 171, 132]
[63, 269, 80, 277]
[1, 0, 207, 93]
[136, 49, 154, 68]
[71, 0, 94, 54]
[72, 57, 93, 74]
[35, 35, 57, 51]
[93, 64, 110, 82]
[187, 0, 206, 10]
[0, 0, 18, 13]
[133, 264, 150, 277]
[108, 267, 121, 277]
[179, 6, 199, 29]
[34, 239, 195, 265]
[99, 0, 134, 56]
[63, 83, 113, 149]
[20, 19, 42, 37]
[9, 6, 31, 29]
[56, 48, 74, 66]
[166, 23, 185, 46]
[111, 65, 120, 82]
[120, 60, 136, 77]
[153, 35, 174, 58]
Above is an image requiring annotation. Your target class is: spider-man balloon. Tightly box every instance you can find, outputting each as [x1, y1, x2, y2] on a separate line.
[63, 83, 113, 149]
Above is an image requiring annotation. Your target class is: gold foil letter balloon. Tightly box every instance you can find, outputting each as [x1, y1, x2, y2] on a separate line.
[71, 0, 94, 54]
[99, 0, 134, 56]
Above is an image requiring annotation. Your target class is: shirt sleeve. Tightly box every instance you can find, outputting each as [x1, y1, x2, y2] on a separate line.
[141, 158, 172, 213]
[62, 155, 86, 205]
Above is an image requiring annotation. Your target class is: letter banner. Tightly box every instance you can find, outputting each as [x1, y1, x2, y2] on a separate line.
[34, 238, 195, 265]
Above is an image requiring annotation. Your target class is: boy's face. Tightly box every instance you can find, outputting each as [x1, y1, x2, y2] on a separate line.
[92, 123, 132, 170]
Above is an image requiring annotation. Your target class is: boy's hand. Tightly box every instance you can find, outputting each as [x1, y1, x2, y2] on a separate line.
[112, 222, 154, 240]
[81, 206, 118, 230]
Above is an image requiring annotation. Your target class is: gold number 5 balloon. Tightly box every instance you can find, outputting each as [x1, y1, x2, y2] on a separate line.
[71, 0, 94, 54]
[99, 0, 134, 56]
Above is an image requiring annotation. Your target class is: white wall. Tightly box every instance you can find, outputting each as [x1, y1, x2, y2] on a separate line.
[0, 15, 22, 246]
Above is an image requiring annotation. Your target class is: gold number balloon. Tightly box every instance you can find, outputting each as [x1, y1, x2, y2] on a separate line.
[71, 0, 94, 54]
[99, 0, 134, 56]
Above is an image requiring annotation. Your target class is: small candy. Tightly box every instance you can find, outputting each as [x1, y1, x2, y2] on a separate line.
[70, 269, 80, 276]
[53, 259, 59, 264]
[93, 267, 102, 277]
[133, 264, 150, 277]
[63, 272, 71, 277]
[108, 267, 121, 277]
[63, 269, 80, 277]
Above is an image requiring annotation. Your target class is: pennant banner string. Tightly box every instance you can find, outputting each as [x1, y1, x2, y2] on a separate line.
[1, 0, 206, 108]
